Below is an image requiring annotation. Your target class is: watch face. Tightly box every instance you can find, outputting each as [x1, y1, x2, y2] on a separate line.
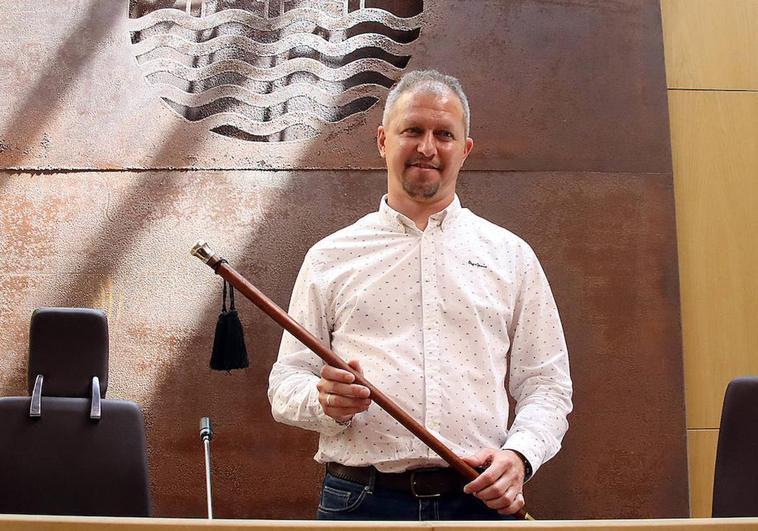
[128, 0, 424, 142]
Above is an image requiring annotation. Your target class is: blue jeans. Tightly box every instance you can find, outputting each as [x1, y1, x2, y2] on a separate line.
[316, 471, 515, 521]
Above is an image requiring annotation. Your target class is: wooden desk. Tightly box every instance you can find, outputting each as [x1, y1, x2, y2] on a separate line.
[2, 516, 758, 531]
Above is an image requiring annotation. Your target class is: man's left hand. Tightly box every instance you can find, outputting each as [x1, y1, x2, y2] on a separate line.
[462, 449, 526, 515]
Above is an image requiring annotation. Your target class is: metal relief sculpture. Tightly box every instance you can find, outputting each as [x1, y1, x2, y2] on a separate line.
[128, 1, 424, 142]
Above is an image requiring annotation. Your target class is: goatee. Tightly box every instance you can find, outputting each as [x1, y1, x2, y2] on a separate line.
[402, 179, 439, 199]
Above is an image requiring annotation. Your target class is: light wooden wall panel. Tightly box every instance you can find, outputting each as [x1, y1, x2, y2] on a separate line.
[669, 90, 758, 429]
[687, 430, 719, 518]
[663, 0, 758, 517]
[661, 0, 758, 89]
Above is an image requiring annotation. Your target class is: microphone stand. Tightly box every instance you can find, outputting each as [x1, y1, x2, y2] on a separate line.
[200, 417, 214, 519]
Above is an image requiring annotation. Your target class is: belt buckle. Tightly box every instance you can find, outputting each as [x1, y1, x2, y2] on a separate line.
[410, 470, 442, 498]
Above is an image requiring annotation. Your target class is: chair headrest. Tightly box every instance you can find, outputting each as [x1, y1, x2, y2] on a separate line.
[27, 308, 109, 398]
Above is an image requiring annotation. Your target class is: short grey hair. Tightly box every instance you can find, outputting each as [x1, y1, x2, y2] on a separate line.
[382, 69, 471, 137]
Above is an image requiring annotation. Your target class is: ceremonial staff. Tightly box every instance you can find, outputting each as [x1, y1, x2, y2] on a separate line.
[191, 240, 533, 521]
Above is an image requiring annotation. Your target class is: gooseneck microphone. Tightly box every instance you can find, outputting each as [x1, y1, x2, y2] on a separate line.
[200, 417, 213, 519]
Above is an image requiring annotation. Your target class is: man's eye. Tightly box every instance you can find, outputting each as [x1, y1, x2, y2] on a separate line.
[437, 131, 454, 139]
[403, 128, 420, 135]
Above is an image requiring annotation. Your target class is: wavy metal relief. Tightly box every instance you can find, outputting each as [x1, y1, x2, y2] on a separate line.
[128, 1, 424, 142]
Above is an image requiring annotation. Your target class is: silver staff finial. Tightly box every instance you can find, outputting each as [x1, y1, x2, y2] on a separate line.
[191, 241, 217, 264]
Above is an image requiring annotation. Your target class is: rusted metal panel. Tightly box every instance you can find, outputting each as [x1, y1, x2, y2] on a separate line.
[0, 167, 686, 518]
[0, 0, 669, 172]
[459, 172, 687, 518]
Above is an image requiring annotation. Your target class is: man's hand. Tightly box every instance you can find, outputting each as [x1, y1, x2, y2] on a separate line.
[317, 360, 371, 423]
[462, 449, 526, 515]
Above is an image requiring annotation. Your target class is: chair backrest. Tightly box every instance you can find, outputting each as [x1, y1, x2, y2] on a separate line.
[712, 376, 758, 517]
[0, 307, 150, 517]
[27, 307, 109, 397]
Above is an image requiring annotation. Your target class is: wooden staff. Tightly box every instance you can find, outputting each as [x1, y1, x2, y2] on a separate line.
[191, 241, 533, 520]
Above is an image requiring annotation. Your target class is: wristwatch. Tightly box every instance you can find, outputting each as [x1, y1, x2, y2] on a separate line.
[510, 450, 533, 482]
[335, 416, 353, 427]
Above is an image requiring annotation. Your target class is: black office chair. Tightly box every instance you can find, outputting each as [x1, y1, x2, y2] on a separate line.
[712, 376, 758, 517]
[0, 308, 150, 516]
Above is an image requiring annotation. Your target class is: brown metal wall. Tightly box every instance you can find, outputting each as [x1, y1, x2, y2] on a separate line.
[0, 0, 687, 519]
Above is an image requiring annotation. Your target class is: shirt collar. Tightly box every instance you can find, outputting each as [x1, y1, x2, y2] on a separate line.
[378, 194, 462, 232]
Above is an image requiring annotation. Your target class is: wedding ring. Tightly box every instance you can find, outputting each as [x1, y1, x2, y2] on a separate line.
[327, 394, 333, 407]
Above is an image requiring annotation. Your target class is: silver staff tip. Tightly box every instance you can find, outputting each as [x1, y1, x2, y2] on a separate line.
[190, 240, 216, 263]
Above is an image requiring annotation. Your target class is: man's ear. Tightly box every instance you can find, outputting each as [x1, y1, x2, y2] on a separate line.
[461, 137, 474, 166]
[377, 125, 386, 158]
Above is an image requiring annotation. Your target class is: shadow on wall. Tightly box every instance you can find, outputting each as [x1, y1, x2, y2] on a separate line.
[143, 175, 387, 518]
[35, 137, 387, 516]
[119, 0, 419, 516]
[0, 3, 121, 171]
[37, 120, 387, 517]
[0, 2, 125, 396]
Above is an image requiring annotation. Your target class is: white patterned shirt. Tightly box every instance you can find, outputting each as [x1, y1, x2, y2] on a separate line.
[268, 195, 572, 475]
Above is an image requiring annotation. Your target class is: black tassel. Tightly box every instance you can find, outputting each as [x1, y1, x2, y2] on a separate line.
[210, 268, 249, 371]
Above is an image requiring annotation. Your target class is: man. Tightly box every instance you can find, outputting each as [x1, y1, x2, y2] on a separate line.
[268, 70, 572, 520]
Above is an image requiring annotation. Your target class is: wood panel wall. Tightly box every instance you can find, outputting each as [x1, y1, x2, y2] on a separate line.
[661, 0, 758, 518]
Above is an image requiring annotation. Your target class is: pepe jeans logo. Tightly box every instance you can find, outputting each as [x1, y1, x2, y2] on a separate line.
[128, 1, 423, 142]
[468, 260, 487, 269]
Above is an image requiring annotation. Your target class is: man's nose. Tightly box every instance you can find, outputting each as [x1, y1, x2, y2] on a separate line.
[416, 131, 436, 157]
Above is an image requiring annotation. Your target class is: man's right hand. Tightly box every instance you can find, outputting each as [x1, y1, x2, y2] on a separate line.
[317, 360, 372, 423]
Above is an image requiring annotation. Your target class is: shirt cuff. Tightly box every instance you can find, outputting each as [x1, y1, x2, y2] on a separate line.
[502, 434, 542, 481]
[315, 400, 352, 436]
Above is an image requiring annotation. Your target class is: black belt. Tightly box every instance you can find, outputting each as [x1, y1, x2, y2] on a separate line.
[326, 462, 466, 498]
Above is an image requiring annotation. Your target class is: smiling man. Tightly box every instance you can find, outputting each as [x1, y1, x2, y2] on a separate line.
[378, 78, 474, 229]
[268, 70, 572, 521]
